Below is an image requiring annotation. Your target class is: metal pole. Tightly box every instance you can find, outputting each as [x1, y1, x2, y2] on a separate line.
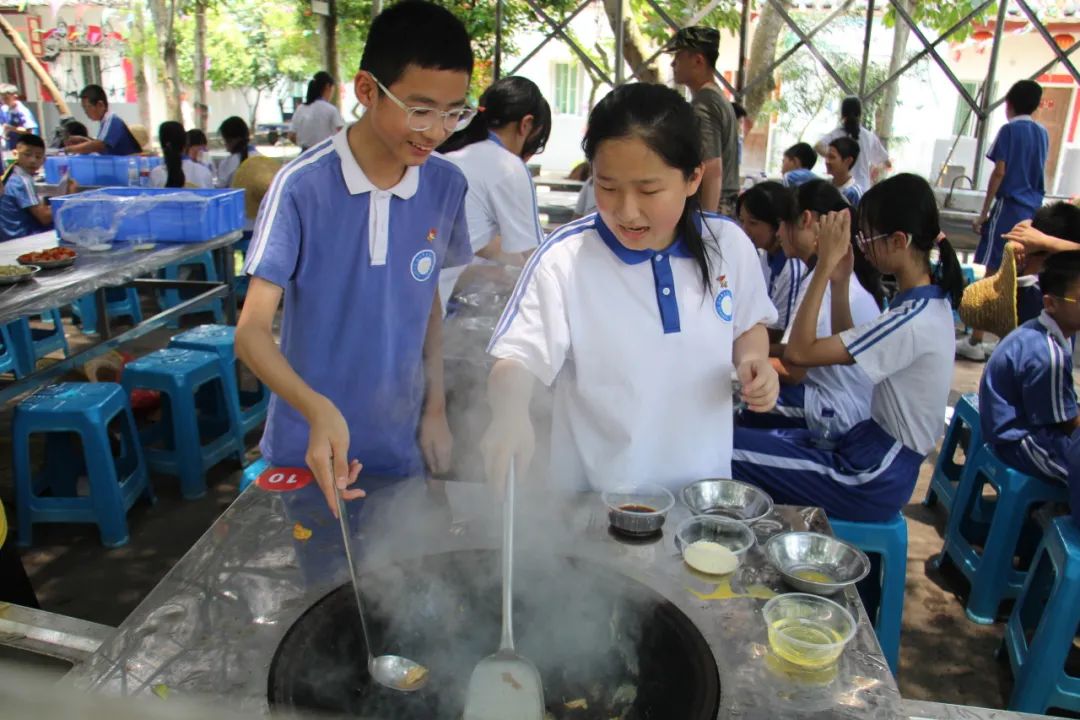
[858, 0, 875, 97]
[737, 0, 751, 94]
[1015, 0, 1080, 85]
[888, 0, 980, 113]
[615, 0, 625, 85]
[973, 0, 1009, 188]
[494, 0, 504, 80]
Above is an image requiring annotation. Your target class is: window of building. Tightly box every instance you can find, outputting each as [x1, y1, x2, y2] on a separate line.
[81, 54, 102, 87]
[553, 61, 582, 115]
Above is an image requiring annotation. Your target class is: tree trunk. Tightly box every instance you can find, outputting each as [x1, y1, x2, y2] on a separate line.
[877, 0, 912, 150]
[148, 0, 181, 121]
[322, 0, 339, 109]
[129, 0, 152, 130]
[0, 15, 69, 116]
[194, 0, 208, 130]
[741, 0, 787, 127]
[602, 0, 659, 83]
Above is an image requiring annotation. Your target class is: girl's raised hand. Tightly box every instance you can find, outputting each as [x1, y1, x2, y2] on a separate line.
[829, 242, 854, 285]
[815, 210, 851, 273]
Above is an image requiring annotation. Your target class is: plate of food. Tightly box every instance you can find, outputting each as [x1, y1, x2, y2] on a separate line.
[0, 264, 40, 284]
[17, 246, 77, 269]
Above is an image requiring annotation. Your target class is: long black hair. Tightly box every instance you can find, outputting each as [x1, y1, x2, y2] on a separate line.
[305, 71, 334, 105]
[858, 173, 965, 308]
[840, 96, 862, 142]
[736, 181, 792, 250]
[791, 180, 885, 309]
[219, 116, 250, 162]
[439, 76, 551, 158]
[158, 121, 186, 188]
[583, 83, 714, 292]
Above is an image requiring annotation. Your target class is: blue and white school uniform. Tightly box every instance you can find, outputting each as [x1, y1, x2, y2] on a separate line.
[741, 268, 879, 433]
[760, 248, 806, 333]
[0, 166, 46, 240]
[976, 115, 1049, 271]
[782, 169, 818, 188]
[732, 285, 955, 521]
[440, 133, 544, 314]
[817, 127, 888, 194]
[837, 177, 862, 207]
[488, 212, 777, 493]
[244, 128, 472, 475]
[218, 145, 261, 189]
[148, 158, 214, 189]
[96, 111, 141, 156]
[980, 311, 1076, 482]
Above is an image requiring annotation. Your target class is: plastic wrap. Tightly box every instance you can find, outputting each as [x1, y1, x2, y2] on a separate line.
[0, 229, 242, 325]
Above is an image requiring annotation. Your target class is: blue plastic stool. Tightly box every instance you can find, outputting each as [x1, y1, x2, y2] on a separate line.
[829, 512, 907, 676]
[12, 382, 152, 547]
[71, 288, 144, 335]
[169, 324, 268, 453]
[937, 442, 1068, 624]
[925, 394, 981, 512]
[1004, 516, 1080, 715]
[121, 348, 243, 499]
[6, 312, 70, 377]
[239, 456, 270, 492]
[158, 251, 225, 327]
[0, 322, 21, 377]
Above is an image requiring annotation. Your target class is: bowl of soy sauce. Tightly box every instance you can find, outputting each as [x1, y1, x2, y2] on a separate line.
[601, 484, 676, 536]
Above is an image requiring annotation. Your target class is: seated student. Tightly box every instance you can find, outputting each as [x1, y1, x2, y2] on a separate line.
[64, 84, 141, 156]
[185, 128, 211, 167]
[980, 251, 1080, 487]
[0, 134, 77, 240]
[781, 142, 819, 188]
[149, 121, 213, 189]
[733, 174, 965, 522]
[740, 180, 884, 434]
[737, 181, 806, 341]
[1004, 202, 1080, 324]
[825, 137, 861, 206]
[217, 116, 259, 189]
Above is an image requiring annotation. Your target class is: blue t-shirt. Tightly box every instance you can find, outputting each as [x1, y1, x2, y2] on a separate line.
[988, 115, 1049, 210]
[96, 112, 141, 156]
[0, 103, 36, 150]
[782, 169, 818, 188]
[980, 310, 1076, 446]
[0, 166, 47, 240]
[243, 129, 472, 475]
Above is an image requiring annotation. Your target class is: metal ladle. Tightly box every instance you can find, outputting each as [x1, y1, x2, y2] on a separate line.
[335, 488, 429, 692]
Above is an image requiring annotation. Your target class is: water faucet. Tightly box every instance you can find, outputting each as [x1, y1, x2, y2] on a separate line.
[945, 175, 975, 209]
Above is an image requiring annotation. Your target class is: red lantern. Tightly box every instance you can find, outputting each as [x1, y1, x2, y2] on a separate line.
[1054, 33, 1076, 50]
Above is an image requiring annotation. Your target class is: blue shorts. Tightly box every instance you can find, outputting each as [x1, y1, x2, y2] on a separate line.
[731, 419, 924, 522]
[976, 198, 1038, 272]
[737, 383, 808, 430]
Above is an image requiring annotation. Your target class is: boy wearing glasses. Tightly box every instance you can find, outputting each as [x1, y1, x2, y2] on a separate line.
[236, 0, 475, 515]
[979, 251, 1080, 488]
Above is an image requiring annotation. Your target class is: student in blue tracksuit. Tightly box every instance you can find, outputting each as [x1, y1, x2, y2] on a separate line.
[737, 181, 806, 340]
[980, 251, 1080, 488]
[739, 180, 884, 434]
[781, 142, 819, 188]
[732, 174, 966, 522]
[65, 84, 141, 156]
[959, 80, 1050, 361]
[1004, 202, 1080, 324]
[825, 136, 862, 207]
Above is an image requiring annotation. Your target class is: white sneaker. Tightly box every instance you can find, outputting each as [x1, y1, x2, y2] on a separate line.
[955, 337, 987, 362]
[980, 340, 999, 356]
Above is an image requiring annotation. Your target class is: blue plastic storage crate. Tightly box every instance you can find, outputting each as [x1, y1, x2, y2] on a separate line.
[44, 155, 162, 185]
[51, 188, 245, 244]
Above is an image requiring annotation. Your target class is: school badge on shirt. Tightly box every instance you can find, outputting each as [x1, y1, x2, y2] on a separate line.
[714, 274, 733, 322]
[411, 248, 436, 282]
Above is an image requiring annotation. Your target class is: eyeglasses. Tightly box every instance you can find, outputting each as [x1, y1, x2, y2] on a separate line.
[1053, 295, 1080, 304]
[855, 230, 911, 254]
[371, 75, 476, 133]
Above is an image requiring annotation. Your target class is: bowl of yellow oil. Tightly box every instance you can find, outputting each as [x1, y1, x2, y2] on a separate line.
[762, 593, 856, 670]
[765, 532, 871, 596]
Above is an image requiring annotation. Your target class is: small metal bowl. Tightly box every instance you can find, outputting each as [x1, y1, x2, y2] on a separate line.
[674, 515, 756, 569]
[681, 479, 774, 524]
[765, 532, 871, 596]
[602, 484, 675, 536]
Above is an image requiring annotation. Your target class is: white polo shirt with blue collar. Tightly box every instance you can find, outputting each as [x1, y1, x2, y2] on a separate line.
[488, 212, 776, 492]
[244, 127, 473, 476]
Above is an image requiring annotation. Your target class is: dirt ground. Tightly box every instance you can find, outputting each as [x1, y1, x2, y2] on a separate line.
[0, 310, 1051, 712]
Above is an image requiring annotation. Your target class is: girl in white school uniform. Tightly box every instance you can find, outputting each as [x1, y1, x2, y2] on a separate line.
[736, 181, 807, 340]
[732, 174, 966, 522]
[483, 83, 780, 491]
[739, 180, 883, 433]
[217, 116, 260, 189]
[438, 76, 551, 315]
[149, 121, 213, 189]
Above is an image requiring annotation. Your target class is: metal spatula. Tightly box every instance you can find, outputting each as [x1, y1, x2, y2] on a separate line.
[462, 460, 545, 720]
